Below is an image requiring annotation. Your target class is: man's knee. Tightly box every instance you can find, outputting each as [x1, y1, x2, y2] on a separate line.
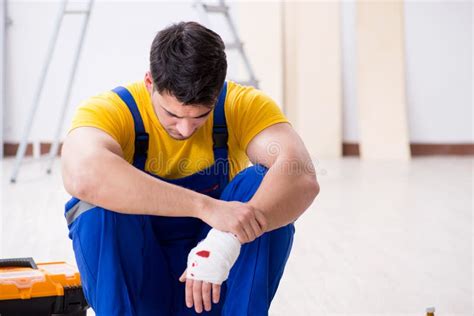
[220, 164, 268, 202]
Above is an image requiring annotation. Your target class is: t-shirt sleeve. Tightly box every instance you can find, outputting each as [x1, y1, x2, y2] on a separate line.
[68, 92, 131, 148]
[227, 87, 290, 152]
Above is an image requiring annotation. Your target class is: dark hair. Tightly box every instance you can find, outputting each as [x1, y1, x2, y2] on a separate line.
[150, 21, 227, 107]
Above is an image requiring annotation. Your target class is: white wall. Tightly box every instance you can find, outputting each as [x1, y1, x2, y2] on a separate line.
[2, 0, 473, 144]
[341, 0, 473, 143]
[0, 0, 5, 156]
[403, 0, 472, 143]
[3, 0, 240, 143]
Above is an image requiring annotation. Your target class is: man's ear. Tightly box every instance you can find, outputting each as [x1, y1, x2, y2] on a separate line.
[144, 72, 154, 94]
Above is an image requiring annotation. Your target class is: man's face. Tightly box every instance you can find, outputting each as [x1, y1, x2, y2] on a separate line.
[145, 73, 213, 141]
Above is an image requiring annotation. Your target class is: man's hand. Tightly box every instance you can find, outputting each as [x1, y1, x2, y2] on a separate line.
[179, 269, 221, 313]
[200, 200, 268, 244]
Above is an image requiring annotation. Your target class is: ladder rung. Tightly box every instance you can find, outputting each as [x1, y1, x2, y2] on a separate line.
[225, 42, 243, 50]
[234, 80, 259, 87]
[64, 9, 91, 15]
[202, 4, 228, 13]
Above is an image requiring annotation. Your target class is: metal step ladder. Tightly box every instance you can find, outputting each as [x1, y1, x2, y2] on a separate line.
[9, 0, 94, 183]
[193, 0, 258, 88]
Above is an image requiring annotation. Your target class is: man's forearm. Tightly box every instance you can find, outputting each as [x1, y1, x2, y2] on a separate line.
[247, 158, 319, 232]
[66, 149, 213, 218]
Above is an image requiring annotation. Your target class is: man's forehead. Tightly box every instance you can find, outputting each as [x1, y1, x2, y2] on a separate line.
[158, 92, 214, 118]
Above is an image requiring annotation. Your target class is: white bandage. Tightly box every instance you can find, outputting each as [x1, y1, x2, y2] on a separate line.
[186, 228, 241, 285]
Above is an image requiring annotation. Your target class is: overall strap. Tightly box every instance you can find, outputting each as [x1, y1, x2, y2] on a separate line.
[212, 82, 229, 182]
[112, 86, 149, 170]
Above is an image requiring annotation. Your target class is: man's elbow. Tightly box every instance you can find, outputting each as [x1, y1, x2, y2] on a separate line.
[306, 173, 320, 202]
[61, 157, 97, 201]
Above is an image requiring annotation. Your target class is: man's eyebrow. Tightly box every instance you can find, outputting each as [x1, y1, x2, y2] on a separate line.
[161, 105, 213, 119]
[194, 109, 213, 118]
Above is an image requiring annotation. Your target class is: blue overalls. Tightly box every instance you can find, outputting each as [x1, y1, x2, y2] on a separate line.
[64, 82, 296, 316]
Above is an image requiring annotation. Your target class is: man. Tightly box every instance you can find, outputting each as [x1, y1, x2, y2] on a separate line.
[61, 21, 319, 315]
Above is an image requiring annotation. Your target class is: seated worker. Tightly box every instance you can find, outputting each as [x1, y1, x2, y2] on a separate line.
[61, 21, 319, 316]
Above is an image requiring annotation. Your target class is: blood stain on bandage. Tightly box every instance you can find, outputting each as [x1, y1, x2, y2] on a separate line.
[192, 262, 197, 267]
[196, 250, 210, 258]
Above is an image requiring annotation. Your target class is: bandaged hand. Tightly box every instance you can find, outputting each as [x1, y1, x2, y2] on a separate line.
[186, 228, 241, 285]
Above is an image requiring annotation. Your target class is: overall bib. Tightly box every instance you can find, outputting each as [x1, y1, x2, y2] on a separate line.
[64, 82, 296, 315]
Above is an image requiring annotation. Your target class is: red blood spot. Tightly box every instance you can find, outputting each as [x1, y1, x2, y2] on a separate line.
[192, 262, 196, 267]
[196, 250, 210, 258]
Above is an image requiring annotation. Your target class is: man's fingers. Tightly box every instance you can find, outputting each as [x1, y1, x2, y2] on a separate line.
[212, 283, 221, 304]
[250, 217, 263, 240]
[243, 224, 255, 243]
[253, 209, 268, 232]
[179, 269, 187, 282]
[202, 282, 212, 312]
[234, 228, 247, 244]
[185, 279, 193, 308]
[193, 280, 203, 313]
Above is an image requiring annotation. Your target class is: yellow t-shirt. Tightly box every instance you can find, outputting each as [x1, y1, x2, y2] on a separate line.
[69, 81, 289, 180]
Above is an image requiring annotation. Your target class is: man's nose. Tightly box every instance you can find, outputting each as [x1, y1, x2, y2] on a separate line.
[176, 120, 194, 137]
